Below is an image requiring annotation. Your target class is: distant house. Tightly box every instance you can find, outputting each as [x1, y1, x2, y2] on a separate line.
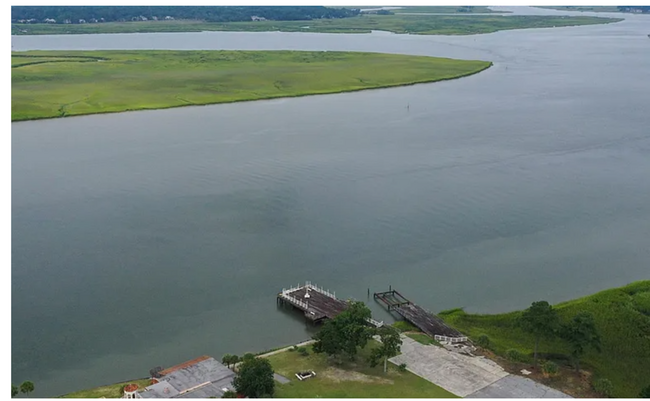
[164, 16, 175, 20]
[78, 19, 86, 24]
[135, 356, 236, 399]
[43, 18, 56, 23]
[250, 15, 267, 21]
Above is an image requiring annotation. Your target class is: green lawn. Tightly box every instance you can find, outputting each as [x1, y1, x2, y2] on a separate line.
[61, 378, 151, 398]
[265, 343, 457, 398]
[11, 14, 621, 36]
[405, 332, 441, 346]
[439, 280, 650, 398]
[11, 50, 491, 121]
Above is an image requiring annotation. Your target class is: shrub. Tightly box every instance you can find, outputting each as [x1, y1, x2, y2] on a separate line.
[593, 378, 614, 397]
[506, 349, 527, 362]
[289, 346, 297, 352]
[298, 347, 309, 357]
[542, 361, 559, 377]
[476, 334, 490, 348]
[222, 390, 237, 398]
[398, 363, 407, 372]
[640, 384, 650, 398]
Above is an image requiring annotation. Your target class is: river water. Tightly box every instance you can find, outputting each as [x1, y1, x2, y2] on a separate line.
[11, 7, 650, 397]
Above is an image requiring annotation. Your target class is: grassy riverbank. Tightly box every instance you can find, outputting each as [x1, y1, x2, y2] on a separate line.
[265, 342, 457, 398]
[11, 14, 620, 36]
[11, 50, 491, 121]
[440, 280, 650, 398]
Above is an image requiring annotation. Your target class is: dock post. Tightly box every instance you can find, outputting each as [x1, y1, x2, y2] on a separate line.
[367, 288, 370, 299]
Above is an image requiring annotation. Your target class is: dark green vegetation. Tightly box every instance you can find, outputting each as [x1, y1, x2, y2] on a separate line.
[519, 300, 560, 363]
[11, 6, 359, 24]
[233, 357, 275, 398]
[11, 50, 491, 121]
[60, 379, 151, 398]
[11, 14, 621, 36]
[312, 301, 375, 361]
[640, 384, 650, 398]
[266, 342, 456, 398]
[367, 327, 403, 373]
[392, 6, 502, 13]
[11, 381, 34, 398]
[440, 280, 650, 398]
[538, 6, 650, 13]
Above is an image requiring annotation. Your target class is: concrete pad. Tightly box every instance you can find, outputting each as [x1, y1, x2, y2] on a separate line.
[466, 375, 572, 398]
[390, 336, 509, 397]
[273, 373, 290, 384]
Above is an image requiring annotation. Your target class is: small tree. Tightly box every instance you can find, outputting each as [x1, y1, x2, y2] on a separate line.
[541, 360, 558, 377]
[476, 334, 490, 348]
[368, 327, 402, 373]
[312, 301, 374, 361]
[518, 301, 559, 364]
[230, 355, 241, 369]
[19, 381, 34, 396]
[222, 390, 237, 398]
[222, 354, 233, 368]
[593, 378, 613, 397]
[11, 385, 18, 398]
[639, 384, 650, 398]
[561, 311, 601, 372]
[233, 357, 275, 398]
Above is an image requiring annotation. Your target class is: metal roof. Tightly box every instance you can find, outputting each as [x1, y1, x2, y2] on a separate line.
[138, 357, 236, 399]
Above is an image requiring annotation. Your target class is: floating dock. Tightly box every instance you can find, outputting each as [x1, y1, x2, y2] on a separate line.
[278, 281, 383, 327]
[374, 289, 468, 342]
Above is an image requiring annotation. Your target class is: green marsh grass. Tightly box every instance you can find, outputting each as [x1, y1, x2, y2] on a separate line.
[12, 50, 491, 121]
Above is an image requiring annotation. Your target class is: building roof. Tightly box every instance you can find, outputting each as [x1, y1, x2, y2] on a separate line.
[139, 357, 236, 399]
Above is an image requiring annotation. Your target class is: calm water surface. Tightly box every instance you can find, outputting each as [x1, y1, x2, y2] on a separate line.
[11, 7, 650, 396]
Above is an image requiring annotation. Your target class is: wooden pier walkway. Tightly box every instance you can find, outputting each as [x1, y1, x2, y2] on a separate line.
[278, 282, 384, 327]
[374, 289, 467, 341]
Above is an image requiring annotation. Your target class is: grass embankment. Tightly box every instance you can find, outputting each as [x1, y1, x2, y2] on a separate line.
[439, 280, 650, 398]
[265, 342, 457, 398]
[61, 378, 151, 398]
[391, 321, 442, 346]
[11, 50, 491, 121]
[11, 14, 621, 36]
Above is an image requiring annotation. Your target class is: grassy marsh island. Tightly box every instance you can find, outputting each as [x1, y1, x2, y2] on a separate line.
[440, 280, 650, 398]
[11, 15, 621, 36]
[11, 50, 491, 121]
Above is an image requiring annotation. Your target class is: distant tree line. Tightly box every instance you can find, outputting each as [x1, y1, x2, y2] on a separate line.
[11, 6, 361, 24]
[617, 6, 650, 13]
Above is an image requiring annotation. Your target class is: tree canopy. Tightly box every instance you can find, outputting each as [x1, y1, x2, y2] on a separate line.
[11, 6, 360, 24]
[232, 357, 275, 398]
[368, 327, 402, 373]
[312, 301, 374, 361]
[518, 300, 559, 363]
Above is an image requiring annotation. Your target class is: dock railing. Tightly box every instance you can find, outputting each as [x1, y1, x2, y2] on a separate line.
[305, 281, 336, 299]
[434, 335, 468, 343]
[280, 289, 309, 310]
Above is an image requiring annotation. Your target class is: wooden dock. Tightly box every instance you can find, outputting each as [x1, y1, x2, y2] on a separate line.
[374, 289, 467, 341]
[278, 282, 384, 327]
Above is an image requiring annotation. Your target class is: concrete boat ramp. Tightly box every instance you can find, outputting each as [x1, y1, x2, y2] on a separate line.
[391, 335, 571, 398]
